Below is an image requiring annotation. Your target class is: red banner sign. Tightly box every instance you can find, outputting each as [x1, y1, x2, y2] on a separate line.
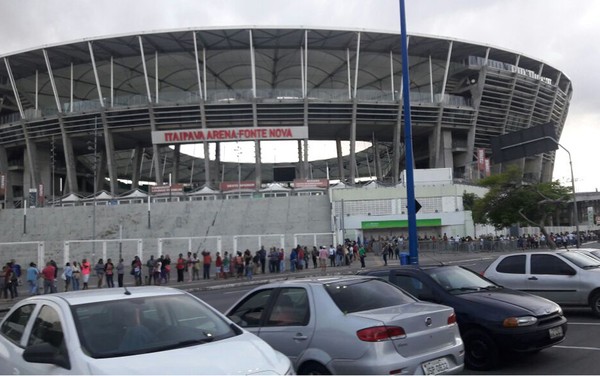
[220, 181, 257, 191]
[152, 126, 309, 144]
[293, 179, 329, 189]
[150, 184, 184, 194]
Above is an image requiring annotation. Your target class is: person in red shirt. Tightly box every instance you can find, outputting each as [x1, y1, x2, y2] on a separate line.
[214, 252, 222, 279]
[202, 251, 212, 280]
[41, 261, 57, 294]
[176, 253, 186, 282]
[81, 258, 91, 290]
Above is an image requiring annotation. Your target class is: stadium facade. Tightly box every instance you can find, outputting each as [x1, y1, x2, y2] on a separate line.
[0, 27, 572, 207]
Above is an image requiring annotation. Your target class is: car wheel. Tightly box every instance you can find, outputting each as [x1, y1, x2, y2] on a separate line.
[463, 328, 499, 371]
[590, 292, 600, 317]
[298, 362, 331, 375]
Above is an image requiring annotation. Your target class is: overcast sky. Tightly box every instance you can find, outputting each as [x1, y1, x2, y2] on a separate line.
[1, 0, 598, 192]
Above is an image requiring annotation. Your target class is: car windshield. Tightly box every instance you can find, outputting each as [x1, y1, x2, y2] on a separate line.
[425, 267, 500, 295]
[324, 278, 416, 314]
[71, 294, 238, 358]
[559, 251, 600, 269]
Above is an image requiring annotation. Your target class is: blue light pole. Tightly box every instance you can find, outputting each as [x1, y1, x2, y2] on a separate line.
[399, 0, 419, 264]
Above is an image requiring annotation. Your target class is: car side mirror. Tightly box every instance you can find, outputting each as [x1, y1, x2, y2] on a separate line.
[22, 343, 71, 370]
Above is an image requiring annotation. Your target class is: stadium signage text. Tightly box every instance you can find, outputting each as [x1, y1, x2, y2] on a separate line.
[152, 126, 309, 144]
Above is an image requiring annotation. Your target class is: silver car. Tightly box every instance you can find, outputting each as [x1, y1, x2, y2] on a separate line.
[484, 250, 600, 316]
[226, 275, 464, 375]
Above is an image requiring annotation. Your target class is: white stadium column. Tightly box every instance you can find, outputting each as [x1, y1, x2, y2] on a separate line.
[89, 41, 118, 194]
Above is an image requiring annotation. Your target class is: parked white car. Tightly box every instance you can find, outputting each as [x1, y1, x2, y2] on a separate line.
[0, 286, 293, 374]
[483, 250, 600, 316]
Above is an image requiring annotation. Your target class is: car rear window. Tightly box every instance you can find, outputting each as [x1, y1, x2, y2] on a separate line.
[324, 278, 416, 313]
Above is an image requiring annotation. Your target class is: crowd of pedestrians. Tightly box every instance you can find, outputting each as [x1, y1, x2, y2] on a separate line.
[1, 241, 373, 300]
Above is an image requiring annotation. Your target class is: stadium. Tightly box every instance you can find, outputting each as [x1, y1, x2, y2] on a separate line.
[0, 27, 572, 206]
[0, 25, 581, 265]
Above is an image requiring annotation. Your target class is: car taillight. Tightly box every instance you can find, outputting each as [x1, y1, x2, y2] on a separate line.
[447, 312, 457, 325]
[357, 326, 406, 342]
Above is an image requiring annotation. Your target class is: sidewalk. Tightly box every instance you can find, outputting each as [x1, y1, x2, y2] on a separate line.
[0, 250, 506, 314]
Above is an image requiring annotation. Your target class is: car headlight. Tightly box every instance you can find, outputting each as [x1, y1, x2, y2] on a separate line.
[503, 316, 538, 327]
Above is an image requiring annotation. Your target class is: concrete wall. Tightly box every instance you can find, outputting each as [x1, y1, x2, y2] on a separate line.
[0, 195, 332, 265]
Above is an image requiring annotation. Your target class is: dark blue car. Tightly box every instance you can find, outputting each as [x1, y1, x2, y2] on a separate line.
[359, 265, 567, 370]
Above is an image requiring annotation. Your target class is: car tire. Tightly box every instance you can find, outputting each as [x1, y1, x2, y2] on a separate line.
[590, 292, 600, 317]
[463, 328, 499, 371]
[298, 361, 331, 375]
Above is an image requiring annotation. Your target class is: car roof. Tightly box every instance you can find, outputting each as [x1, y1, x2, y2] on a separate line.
[261, 275, 378, 288]
[360, 265, 458, 273]
[17, 286, 186, 306]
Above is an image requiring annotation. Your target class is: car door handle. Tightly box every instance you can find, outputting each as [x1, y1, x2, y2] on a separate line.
[528, 276, 538, 280]
[293, 333, 308, 341]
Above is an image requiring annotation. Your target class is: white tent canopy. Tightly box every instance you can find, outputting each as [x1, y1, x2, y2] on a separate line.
[260, 183, 290, 192]
[188, 186, 219, 195]
[119, 188, 148, 198]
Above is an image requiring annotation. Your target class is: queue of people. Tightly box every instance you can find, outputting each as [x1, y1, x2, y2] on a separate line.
[3, 243, 365, 299]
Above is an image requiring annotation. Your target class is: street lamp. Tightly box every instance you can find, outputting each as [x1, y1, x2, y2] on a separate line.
[556, 142, 580, 248]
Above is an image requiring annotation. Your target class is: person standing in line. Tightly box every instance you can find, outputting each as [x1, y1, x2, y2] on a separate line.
[215, 252, 223, 279]
[7, 261, 18, 298]
[186, 252, 194, 282]
[41, 261, 57, 294]
[49, 259, 58, 291]
[146, 255, 155, 285]
[289, 247, 297, 272]
[94, 259, 105, 288]
[116, 258, 125, 287]
[104, 258, 115, 288]
[81, 258, 91, 290]
[192, 252, 200, 281]
[318, 246, 329, 273]
[202, 250, 212, 280]
[176, 253, 186, 282]
[63, 262, 73, 292]
[311, 246, 318, 269]
[71, 261, 81, 291]
[131, 256, 143, 286]
[258, 245, 267, 274]
[279, 248, 285, 273]
[359, 245, 367, 268]
[328, 245, 336, 267]
[26, 262, 39, 295]
[163, 254, 171, 283]
[3, 262, 15, 299]
[154, 256, 163, 285]
[243, 250, 253, 280]
[222, 252, 230, 279]
[382, 244, 388, 266]
[11, 260, 22, 289]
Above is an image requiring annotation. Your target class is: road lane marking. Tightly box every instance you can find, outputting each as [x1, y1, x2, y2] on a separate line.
[554, 345, 600, 351]
[566, 322, 600, 326]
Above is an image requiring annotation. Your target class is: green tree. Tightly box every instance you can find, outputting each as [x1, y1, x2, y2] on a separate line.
[472, 166, 571, 250]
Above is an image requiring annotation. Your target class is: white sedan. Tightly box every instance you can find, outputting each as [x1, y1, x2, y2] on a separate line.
[0, 286, 293, 375]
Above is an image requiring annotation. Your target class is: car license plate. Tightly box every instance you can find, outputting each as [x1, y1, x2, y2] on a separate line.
[421, 357, 450, 375]
[549, 326, 563, 339]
